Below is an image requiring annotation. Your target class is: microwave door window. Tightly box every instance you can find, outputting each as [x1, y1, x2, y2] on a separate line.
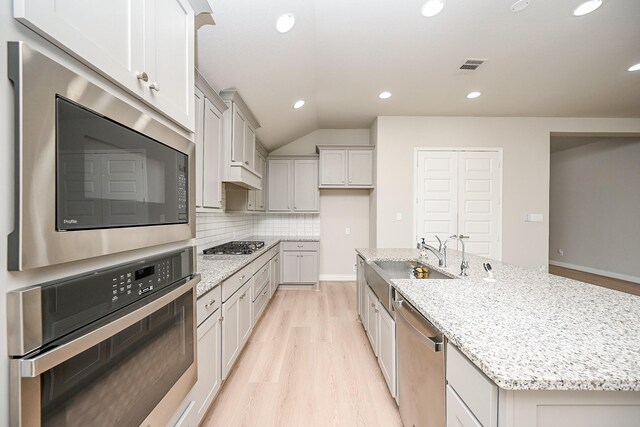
[56, 97, 188, 231]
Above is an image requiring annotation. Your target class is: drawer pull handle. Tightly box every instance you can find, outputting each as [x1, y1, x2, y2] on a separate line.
[239, 275, 246, 281]
[204, 299, 216, 309]
[149, 81, 160, 92]
[137, 71, 148, 82]
[297, 245, 303, 248]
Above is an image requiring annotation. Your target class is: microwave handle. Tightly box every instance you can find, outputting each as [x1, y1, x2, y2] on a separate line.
[18, 275, 199, 378]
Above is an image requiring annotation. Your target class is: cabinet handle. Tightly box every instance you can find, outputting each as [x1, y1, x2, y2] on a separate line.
[137, 72, 148, 82]
[204, 299, 216, 309]
[297, 244, 303, 248]
[239, 275, 246, 281]
[244, 161, 249, 165]
[149, 81, 160, 92]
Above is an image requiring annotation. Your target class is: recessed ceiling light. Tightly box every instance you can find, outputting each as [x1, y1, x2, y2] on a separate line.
[276, 13, 295, 33]
[466, 91, 482, 99]
[421, 0, 445, 17]
[293, 100, 305, 109]
[378, 91, 392, 99]
[511, 0, 531, 12]
[628, 63, 640, 72]
[573, 0, 602, 16]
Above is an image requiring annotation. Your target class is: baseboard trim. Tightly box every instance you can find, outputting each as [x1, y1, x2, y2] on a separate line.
[319, 274, 356, 282]
[549, 261, 640, 284]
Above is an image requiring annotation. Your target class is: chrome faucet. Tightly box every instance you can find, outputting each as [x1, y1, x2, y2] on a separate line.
[418, 236, 448, 268]
[449, 234, 470, 276]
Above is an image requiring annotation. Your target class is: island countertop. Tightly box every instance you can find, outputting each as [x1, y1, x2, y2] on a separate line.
[356, 248, 640, 392]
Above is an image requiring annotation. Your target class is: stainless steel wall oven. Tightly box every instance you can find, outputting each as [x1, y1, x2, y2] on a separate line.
[8, 247, 199, 427]
[8, 42, 195, 270]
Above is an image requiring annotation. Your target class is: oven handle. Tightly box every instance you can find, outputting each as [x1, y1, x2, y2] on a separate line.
[19, 274, 200, 378]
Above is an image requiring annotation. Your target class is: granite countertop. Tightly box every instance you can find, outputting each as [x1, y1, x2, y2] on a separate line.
[197, 236, 319, 298]
[356, 248, 640, 392]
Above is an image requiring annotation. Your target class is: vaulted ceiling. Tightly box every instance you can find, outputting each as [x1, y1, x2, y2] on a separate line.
[197, 0, 640, 150]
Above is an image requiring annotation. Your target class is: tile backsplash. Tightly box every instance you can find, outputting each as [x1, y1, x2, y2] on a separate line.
[196, 212, 320, 252]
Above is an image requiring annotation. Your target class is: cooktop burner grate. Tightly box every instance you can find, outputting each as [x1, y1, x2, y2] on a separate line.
[203, 241, 265, 255]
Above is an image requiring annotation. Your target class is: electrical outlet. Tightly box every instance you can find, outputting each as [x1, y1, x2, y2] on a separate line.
[558, 249, 564, 257]
[539, 265, 547, 272]
[353, 263, 357, 272]
[345, 227, 351, 235]
[396, 212, 402, 221]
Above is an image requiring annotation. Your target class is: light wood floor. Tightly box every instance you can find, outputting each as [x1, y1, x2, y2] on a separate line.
[549, 265, 640, 297]
[201, 281, 402, 427]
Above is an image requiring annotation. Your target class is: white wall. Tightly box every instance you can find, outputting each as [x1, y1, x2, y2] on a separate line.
[319, 190, 370, 280]
[270, 128, 370, 155]
[273, 128, 371, 277]
[549, 139, 640, 281]
[372, 117, 640, 269]
[0, 4, 197, 424]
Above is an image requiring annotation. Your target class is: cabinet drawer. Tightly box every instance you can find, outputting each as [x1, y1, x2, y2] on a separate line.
[447, 343, 498, 427]
[197, 285, 222, 326]
[222, 263, 253, 302]
[253, 245, 278, 273]
[252, 283, 270, 325]
[282, 241, 319, 251]
[251, 263, 270, 302]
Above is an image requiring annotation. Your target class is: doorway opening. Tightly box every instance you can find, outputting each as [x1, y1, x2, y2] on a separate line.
[549, 133, 640, 295]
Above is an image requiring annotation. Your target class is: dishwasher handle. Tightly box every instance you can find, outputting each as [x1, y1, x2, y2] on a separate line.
[393, 298, 443, 352]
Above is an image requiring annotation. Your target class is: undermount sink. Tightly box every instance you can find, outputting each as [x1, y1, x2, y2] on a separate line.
[372, 260, 454, 280]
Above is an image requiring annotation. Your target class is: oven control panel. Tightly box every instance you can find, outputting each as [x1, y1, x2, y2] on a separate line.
[110, 259, 175, 307]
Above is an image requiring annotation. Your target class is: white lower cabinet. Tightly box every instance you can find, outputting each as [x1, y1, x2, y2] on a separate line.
[365, 285, 379, 357]
[280, 241, 320, 286]
[377, 303, 396, 398]
[270, 254, 280, 297]
[356, 256, 366, 322]
[193, 309, 222, 424]
[222, 278, 252, 379]
[447, 385, 483, 427]
[361, 279, 397, 399]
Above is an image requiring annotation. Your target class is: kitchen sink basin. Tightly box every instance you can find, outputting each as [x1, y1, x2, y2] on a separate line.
[372, 260, 454, 280]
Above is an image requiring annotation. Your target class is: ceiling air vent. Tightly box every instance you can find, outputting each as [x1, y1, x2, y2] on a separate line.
[459, 58, 487, 71]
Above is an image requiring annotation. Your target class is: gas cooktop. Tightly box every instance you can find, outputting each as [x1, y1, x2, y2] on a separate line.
[203, 241, 265, 255]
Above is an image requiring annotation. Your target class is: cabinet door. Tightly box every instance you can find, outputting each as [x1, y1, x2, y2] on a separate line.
[239, 281, 253, 346]
[257, 155, 267, 210]
[221, 291, 241, 379]
[446, 385, 483, 427]
[357, 257, 365, 321]
[320, 150, 346, 186]
[281, 252, 300, 283]
[203, 98, 223, 209]
[244, 125, 256, 169]
[231, 106, 246, 163]
[378, 306, 397, 398]
[348, 150, 373, 186]
[14, 0, 145, 98]
[363, 284, 370, 332]
[299, 252, 318, 284]
[293, 159, 319, 212]
[194, 311, 222, 424]
[270, 255, 280, 296]
[365, 286, 379, 356]
[145, 0, 194, 131]
[194, 88, 205, 208]
[267, 160, 292, 211]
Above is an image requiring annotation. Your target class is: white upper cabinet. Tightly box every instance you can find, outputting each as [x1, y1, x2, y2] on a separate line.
[267, 158, 319, 213]
[220, 90, 261, 190]
[194, 72, 227, 211]
[14, 0, 195, 131]
[317, 145, 374, 188]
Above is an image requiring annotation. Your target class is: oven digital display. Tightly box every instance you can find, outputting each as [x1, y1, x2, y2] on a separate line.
[135, 266, 155, 281]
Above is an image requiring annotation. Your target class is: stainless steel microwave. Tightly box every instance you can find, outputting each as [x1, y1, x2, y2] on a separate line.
[8, 42, 195, 270]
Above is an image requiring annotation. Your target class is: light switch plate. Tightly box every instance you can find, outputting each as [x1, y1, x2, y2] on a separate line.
[396, 213, 402, 221]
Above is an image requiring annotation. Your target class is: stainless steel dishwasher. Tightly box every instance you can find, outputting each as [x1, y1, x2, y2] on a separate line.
[393, 289, 446, 427]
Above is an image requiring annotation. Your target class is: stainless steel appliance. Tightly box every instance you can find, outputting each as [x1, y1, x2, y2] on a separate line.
[8, 247, 199, 427]
[393, 289, 446, 427]
[203, 240, 265, 255]
[7, 41, 195, 270]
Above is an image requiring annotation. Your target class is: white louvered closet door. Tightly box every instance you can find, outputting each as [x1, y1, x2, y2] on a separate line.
[416, 150, 501, 260]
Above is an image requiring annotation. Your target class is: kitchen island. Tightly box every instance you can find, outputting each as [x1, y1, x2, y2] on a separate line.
[356, 248, 640, 427]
